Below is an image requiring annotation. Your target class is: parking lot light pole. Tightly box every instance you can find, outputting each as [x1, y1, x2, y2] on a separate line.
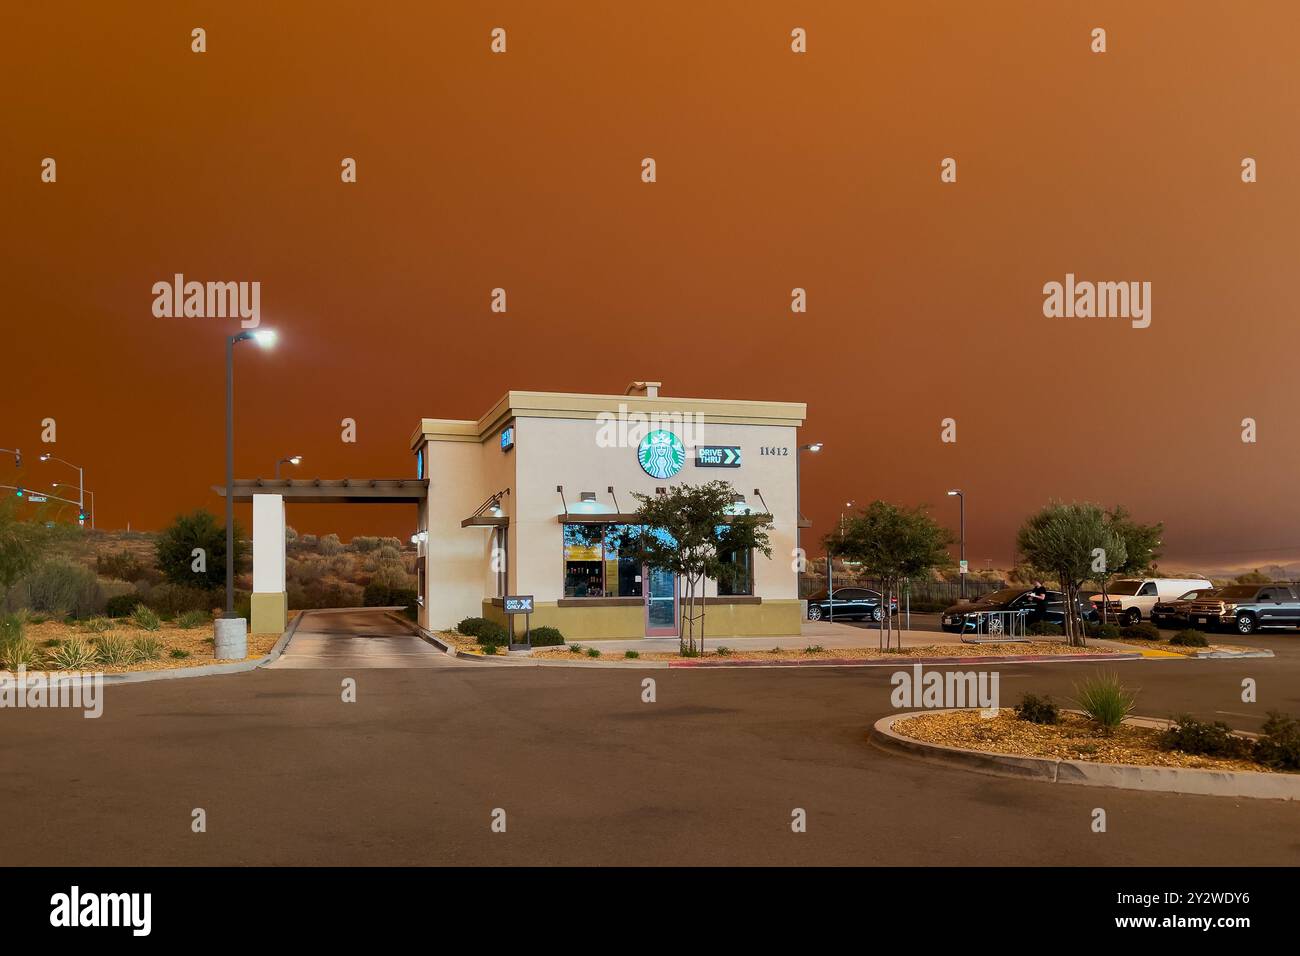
[227, 329, 277, 615]
[275, 455, 302, 480]
[795, 442, 821, 576]
[947, 489, 965, 599]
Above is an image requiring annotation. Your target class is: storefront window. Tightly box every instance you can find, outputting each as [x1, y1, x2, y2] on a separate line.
[563, 524, 605, 597]
[715, 524, 753, 596]
[604, 524, 643, 597]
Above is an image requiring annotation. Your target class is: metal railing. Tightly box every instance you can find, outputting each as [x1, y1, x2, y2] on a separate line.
[959, 609, 1032, 641]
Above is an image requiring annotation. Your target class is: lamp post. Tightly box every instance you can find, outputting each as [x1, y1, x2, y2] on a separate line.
[794, 441, 821, 579]
[947, 489, 966, 599]
[227, 329, 277, 615]
[275, 455, 302, 480]
[38, 454, 84, 520]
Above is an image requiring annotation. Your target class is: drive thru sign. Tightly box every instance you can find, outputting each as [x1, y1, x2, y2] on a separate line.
[503, 595, 534, 648]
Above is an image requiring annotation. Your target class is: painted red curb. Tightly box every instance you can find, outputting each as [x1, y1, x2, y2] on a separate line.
[666, 652, 1143, 668]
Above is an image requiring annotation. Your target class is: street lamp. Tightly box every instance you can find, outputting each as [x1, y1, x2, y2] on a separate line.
[794, 441, 821, 571]
[840, 499, 855, 536]
[227, 329, 277, 615]
[38, 453, 84, 519]
[947, 489, 966, 599]
[275, 455, 302, 479]
[53, 483, 95, 529]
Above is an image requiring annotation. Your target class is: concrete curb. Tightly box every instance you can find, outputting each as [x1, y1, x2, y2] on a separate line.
[393, 616, 496, 662]
[871, 709, 1300, 801]
[667, 651, 1143, 668]
[1196, 646, 1275, 659]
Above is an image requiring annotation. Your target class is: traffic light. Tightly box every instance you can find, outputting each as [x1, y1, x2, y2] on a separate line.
[78, 510, 87, 522]
[12, 451, 19, 468]
[14, 486, 23, 498]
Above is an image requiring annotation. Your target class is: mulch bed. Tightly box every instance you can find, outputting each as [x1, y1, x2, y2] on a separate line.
[10, 619, 278, 674]
[893, 709, 1272, 773]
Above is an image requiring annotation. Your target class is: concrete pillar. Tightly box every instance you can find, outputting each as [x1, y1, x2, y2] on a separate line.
[250, 493, 287, 634]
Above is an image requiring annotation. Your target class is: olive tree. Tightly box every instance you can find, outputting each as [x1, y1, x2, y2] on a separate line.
[1016, 502, 1126, 646]
[617, 481, 772, 655]
[830, 501, 953, 651]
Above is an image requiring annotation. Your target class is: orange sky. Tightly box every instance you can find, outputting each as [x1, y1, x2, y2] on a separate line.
[3, 2, 1300, 570]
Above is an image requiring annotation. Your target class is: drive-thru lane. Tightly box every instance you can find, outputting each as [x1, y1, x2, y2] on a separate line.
[266, 608, 470, 669]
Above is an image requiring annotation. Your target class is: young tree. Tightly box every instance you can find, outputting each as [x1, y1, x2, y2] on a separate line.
[616, 481, 772, 655]
[1092, 506, 1162, 623]
[830, 501, 954, 651]
[155, 509, 247, 589]
[1016, 502, 1126, 646]
[0, 496, 48, 610]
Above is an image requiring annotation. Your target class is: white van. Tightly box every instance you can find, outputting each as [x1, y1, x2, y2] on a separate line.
[1089, 578, 1213, 626]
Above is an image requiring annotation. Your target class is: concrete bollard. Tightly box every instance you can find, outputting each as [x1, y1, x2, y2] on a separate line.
[214, 617, 248, 660]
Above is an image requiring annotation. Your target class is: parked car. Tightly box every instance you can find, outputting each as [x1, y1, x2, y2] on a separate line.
[941, 587, 1097, 634]
[806, 587, 897, 622]
[1185, 583, 1300, 634]
[1088, 577, 1214, 627]
[1149, 588, 1219, 628]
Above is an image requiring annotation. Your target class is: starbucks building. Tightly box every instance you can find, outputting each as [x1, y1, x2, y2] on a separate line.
[410, 382, 808, 641]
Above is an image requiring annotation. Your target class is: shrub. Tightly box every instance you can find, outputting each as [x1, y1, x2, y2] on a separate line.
[804, 645, 825, 654]
[94, 633, 133, 666]
[1255, 711, 1300, 770]
[78, 617, 112, 633]
[377, 545, 401, 563]
[130, 636, 164, 663]
[624, 650, 639, 659]
[169, 648, 191, 659]
[1159, 714, 1253, 758]
[1120, 622, 1160, 642]
[771, 646, 782, 654]
[480, 643, 498, 656]
[177, 610, 208, 629]
[1084, 622, 1121, 639]
[569, 643, 583, 654]
[349, 536, 381, 553]
[1170, 629, 1209, 647]
[46, 638, 98, 670]
[105, 593, 139, 618]
[130, 604, 162, 632]
[457, 617, 488, 637]
[0, 638, 42, 670]
[679, 648, 700, 658]
[716, 645, 732, 656]
[298, 533, 318, 549]
[155, 509, 245, 588]
[21, 559, 102, 616]
[96, 551, 149, 582]
[41, 638, 61, 648]
[475, 622, 508, 646]
[318, 533, 344, 556]
[1072, 672, 1137, 731]
[145, 583, 218, 617]
[1015, 693, 1061, 724]
[585, 647, 601, 658]
[0, 612, 25, 645]
[529, 626, 564, 647]
[1027, 621, 1064, 636]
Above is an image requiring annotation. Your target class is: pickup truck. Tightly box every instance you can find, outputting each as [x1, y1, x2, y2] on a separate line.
[1184, 584, 1300, 635]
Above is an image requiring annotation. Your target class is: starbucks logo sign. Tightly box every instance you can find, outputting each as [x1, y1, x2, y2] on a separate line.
[637, 430, 685, 479]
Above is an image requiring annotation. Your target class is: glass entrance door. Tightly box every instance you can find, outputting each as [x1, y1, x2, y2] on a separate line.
[645, 566, 678, 636]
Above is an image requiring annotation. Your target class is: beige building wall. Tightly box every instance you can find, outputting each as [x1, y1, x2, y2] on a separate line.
[412, 389, 806, 639]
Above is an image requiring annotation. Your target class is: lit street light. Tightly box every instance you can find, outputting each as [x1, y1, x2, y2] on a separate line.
[227, 329, 278, 615]
[794, 441, 821, 569]
[38, 453, 84, 520]
[947, 489, 966, 599]
[275, 455, 302, 480]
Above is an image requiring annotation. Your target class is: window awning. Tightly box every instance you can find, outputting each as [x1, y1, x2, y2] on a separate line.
[461, 515, 508, 528]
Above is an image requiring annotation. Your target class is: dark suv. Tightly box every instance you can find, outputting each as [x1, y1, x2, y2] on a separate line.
[806, 588, 896, 622]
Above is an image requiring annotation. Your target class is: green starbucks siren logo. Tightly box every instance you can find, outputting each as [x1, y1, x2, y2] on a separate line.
[638, 430, 685, 479]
